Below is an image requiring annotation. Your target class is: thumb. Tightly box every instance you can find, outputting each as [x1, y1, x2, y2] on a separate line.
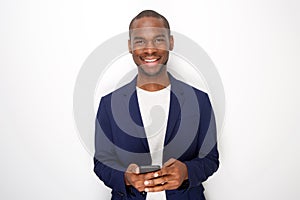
[127, 163, 140, 174]
[163, 158, 176, 167]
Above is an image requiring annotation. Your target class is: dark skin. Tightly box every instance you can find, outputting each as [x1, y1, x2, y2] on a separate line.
[125, 159, 188, 192]
[128, 17, 173, 91]
[125, 16, 188, 193]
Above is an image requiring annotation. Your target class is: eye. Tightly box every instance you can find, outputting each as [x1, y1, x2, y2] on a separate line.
[134, 39, 145, 45]
[154, 37, 166, 44]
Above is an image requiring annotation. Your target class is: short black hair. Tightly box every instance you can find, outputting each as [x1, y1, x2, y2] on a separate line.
[129, 10, 170, 35]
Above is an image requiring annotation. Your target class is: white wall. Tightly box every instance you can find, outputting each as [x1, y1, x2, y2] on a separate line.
[1, 0, 299, 199]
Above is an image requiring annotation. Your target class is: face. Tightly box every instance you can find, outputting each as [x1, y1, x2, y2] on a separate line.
[128, 17, 174, 77]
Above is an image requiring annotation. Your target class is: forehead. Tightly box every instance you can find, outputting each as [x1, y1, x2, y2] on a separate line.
[131, 16, 166, 29]
[130, 27, 169, 39]
[130, 17, 169, 39]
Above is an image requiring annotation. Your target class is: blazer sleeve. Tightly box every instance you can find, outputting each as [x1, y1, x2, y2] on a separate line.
[184, 93, 219, 188]
[93, 96, 128, 196]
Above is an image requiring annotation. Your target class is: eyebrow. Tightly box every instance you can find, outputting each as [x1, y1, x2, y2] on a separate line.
[132, 34, 167, 40]
[132, 36, 145, 40]
[154, 34, 167, 38]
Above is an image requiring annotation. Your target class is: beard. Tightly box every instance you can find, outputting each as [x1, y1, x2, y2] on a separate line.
[136, 55, 169, 77]
[137, 63, 167, 77]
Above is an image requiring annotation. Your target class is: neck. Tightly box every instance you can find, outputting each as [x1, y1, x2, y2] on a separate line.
[136, 71, 170, 92]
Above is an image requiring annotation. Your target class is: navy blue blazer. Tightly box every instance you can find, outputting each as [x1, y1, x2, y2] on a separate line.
[94, 74, 219, 200]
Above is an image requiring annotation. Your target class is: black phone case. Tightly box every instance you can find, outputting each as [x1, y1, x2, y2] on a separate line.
[139, 165, 160, 174]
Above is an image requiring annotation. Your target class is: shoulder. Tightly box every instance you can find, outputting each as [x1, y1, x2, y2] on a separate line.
[171, 75, 209, 101]
[99, 78, 136, 103]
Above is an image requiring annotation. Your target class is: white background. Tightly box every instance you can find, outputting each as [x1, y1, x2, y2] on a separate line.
[1, 0, 300, 199]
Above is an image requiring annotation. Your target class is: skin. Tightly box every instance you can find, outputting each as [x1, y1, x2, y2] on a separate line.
[128, 17, 174, 91]
[124, 16, 188, 193]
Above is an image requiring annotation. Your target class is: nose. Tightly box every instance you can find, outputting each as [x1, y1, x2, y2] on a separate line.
[143, 41, 157, 54]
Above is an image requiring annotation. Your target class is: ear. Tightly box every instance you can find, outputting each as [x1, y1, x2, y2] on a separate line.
[169, 35, 174, 51]
[128, 39, 132, 54]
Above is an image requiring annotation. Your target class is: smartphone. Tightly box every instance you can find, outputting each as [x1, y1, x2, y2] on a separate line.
[139, 165, 161, 174]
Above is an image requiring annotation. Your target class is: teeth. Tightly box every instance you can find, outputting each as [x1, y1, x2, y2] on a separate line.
[144, 58, 158, 63]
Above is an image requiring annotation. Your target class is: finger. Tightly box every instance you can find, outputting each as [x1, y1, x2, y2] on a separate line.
[159, 166, 170, 176]
[129, 178, 147, 192]
[135, 166, 140, 174]
[144, 176, 169, 186]
[163, 158, 176, 167]
[134, 181, 146, 192]
[147, 179, 182, 192]
[127, 163, 140, 174]
[143, 170, 161, 180]
[145, 184, 167, 193]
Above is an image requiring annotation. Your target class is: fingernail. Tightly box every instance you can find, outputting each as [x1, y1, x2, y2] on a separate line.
[154, 173, 158, 177]
[144, 180, 149, 185]
[145, 188, 149, 192]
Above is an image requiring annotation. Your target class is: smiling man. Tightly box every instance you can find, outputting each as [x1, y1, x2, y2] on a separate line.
[129, 18, 173, 91]
[94, 10, 219, 200]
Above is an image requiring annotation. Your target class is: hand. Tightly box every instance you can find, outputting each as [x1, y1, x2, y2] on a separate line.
[143, 158, 188, 192]
[124, 163, 160, 192]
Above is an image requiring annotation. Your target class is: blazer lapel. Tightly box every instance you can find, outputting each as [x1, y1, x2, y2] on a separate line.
[129, 91, 150, 151]
[119, 74, 186, 155]
[164, 74, 185, 146]
[120, 76, 150, 152]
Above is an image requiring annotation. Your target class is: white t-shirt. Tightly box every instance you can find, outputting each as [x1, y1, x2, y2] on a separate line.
[136, 85, 171, 200]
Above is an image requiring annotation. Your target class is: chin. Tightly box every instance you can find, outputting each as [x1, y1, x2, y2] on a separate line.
[139, 64, 166, 77]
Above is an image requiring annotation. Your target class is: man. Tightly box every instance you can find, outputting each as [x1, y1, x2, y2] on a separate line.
[94, 10, 219, 200]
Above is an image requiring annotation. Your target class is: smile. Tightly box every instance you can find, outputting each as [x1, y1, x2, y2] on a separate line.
[140, 57, 161, 63]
